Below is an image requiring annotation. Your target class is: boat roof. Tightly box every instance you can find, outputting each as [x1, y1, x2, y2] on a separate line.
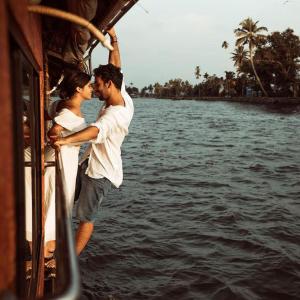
[41, 0, 137, 33]
[39, 0, 138, 87]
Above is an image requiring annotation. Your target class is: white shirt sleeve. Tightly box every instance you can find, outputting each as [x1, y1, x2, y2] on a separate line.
[90, 108, 122, 144]
[121, 78, 126, 94]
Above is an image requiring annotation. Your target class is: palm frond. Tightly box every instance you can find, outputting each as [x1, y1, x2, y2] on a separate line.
[256, 26, 268, 32]
[236, 37, 247, 47]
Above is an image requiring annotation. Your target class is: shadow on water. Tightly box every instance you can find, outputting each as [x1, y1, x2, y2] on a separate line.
[227, 101, 300, 115]
[262, 103, 300, 114]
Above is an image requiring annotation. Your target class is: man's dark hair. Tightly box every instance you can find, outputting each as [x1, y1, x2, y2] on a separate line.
[93, 63, 123, 90]
[59, 71, 91, 99]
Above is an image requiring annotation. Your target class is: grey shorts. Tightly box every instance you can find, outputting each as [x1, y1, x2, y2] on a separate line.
[75, 160, 112, 223]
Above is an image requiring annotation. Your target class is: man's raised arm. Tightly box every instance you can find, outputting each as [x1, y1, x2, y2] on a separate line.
[107, 27, 121, 68]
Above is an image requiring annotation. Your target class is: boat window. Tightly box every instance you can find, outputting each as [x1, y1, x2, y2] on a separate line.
[10, 39, 42, 299]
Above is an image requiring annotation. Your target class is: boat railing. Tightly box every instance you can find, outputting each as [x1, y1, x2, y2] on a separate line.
[45, 150, 81, 299]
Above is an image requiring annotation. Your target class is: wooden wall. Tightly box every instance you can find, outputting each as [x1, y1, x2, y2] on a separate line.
[8, 0, 43, 69]
[0, 0, 16, 293]
[0, 0, 43, 295]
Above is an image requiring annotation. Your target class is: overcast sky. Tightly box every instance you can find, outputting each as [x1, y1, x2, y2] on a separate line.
[92, 0, 300, 89]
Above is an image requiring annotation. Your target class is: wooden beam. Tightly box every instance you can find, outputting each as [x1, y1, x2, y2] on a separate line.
[0, 0, 17, 294]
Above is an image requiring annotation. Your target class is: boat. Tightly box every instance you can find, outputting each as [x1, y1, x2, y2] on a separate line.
[0, 0, 138, 298]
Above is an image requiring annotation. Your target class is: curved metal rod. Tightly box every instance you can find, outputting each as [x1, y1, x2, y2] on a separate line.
[48, 150, 81, 299]
[27, 5, 113, 51]
[47, 74, 64, 95]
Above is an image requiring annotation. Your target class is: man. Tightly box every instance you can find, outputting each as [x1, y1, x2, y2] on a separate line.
[53, 27, 134, 255]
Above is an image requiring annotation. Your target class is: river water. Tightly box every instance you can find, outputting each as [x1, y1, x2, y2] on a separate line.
[78, 98, 300, 300]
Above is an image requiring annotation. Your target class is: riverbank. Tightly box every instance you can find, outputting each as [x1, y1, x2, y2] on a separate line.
[136, 96, 300, 105]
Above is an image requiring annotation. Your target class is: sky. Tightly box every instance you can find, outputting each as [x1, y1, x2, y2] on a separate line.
[92, 0, 300, 89]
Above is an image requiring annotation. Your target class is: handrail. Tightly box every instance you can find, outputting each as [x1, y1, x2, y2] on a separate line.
[25, 161, 55, 167]
[47, 150, 81, 299]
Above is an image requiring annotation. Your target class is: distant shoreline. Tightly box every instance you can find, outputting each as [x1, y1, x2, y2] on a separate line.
[136, 96, 300, 105]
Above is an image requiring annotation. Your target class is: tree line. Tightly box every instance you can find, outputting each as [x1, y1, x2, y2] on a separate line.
[127, 18, 300, 98]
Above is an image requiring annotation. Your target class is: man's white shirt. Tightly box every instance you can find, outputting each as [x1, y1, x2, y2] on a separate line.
[80, 81, 134, 187]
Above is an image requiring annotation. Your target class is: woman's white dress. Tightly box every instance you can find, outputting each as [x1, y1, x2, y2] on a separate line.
[25, 146, 33, 242]
[26, 100, 86, 243]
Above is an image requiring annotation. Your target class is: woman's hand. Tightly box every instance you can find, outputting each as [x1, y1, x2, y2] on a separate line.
[49, 135, 67, 150]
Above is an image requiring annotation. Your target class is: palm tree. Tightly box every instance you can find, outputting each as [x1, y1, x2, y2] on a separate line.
[141, 86, 148, 97]
[234, 17, 268, 96]
[195, 66, 201, 97]
[231, 46, 249, 73]
[148, 84, 153, 95]
[222, 41, 229, 49]
[195, 66, 201, 79]
[153, 82, 162, 97]
[225, 71, 235, 96]
[181, 80, 193, 97]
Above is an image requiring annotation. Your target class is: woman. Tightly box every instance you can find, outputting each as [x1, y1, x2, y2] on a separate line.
[25, 70, 93, 278]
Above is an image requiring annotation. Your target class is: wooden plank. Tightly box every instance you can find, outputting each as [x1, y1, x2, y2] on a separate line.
[0, 1, 45, 297]
[0, 0, 17, 294]
[96, 0, 137, 30]
[8, 0, 43, 70]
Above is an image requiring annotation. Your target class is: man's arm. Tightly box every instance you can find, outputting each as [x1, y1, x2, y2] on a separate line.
[52, 126, 99, 148]
[107, 27, 121, 68]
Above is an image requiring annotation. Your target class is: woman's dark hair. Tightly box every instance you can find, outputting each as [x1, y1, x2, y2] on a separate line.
[59, 71, 91, 99]
[93, 63, 123, 90]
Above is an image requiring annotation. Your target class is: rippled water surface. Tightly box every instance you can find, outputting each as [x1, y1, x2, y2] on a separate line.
[78, 98, 300, 300]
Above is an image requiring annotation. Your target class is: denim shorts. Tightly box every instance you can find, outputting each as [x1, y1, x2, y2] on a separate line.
[75, 160, 112, 223]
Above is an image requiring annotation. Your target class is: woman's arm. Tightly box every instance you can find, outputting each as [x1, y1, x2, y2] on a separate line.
[47, 123, 64, 140]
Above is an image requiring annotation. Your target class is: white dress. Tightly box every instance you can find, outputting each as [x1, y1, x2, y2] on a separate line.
[44, 101, 86, 243]
[25, 146, 33, 241]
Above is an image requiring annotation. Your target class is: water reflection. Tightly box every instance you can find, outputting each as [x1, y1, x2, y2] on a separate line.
[228, 101, 300, 115]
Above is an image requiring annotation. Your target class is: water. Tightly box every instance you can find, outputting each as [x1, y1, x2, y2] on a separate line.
[78, 98, 300, 300]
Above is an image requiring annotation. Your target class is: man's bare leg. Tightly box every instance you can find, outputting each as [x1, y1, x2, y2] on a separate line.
[75, 221, 94, 255]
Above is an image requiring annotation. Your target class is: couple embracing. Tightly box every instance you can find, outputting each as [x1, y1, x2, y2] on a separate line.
[44, 27, 134, 269]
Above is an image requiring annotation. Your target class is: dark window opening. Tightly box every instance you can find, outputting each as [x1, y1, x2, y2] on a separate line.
[10, 37, 42, 299]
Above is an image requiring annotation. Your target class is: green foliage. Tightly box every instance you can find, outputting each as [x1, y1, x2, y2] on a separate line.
[234, 28, 300, 96]
[126, 85, 139, 97]
[234, 17, 269, 96]
[137, 22, 299, 99]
